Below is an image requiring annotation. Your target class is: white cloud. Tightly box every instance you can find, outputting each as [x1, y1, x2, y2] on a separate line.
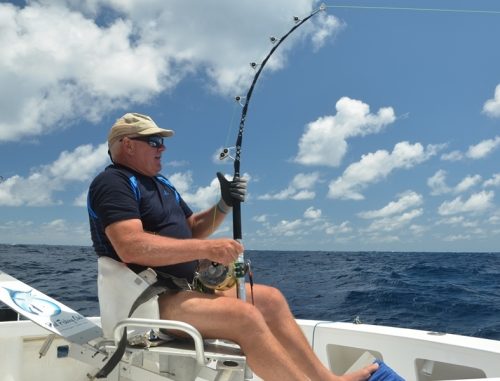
[168, 171, 194, 194]
[185, 176, 223, 210]
[0, 0, 338, 142]
[483, 84, 500, 117]
[0, 220, 34, 230]
[441, 150, 463, 161]
[169, 172, 222, 210]
[365, 208, 423, 232]
[484, 173, 500, 188]
[466, 136, 500, 159]
[363, 233, 400, 244]
[304, 206, 322, 219]
[253, 214, 269, 223]
[49, 144, 111, 181]
[268, 219, 304, 237]
[166, 160, 189, 168]
[310, 10, 344, 50]
[0, 143, 108, 206]
[259, 187, 295, 201]
[0, 3, 166, 141]
[428, 170, 482, 195]
[250, 197, 361, 246]
[490, 213, 500, 225]
[409, 224, 427, 236]
[443, 234, 471, 242]
[0, 218, 90, 245]
[454, 175, 482, 193]
[252, 208, 350, 241]
[438, 190, 495, 216]
[291, 172, 319, 189]
[462, 221, 479, 229]
[356, 192, 426, 237]
[440, 136, 500, 162]
[73, 191, 88, 207]
[328, 141, 440, 200]
[437, 216, 465, 225]
[259, 172, 319, 200]
[294, 97, 396, 167]
[358, 191, 423, 219]
[428, 170, 451, 195]
[437, 216, 482, 230]
[292, 190, 316, 200]
[324, 221, 352, 235]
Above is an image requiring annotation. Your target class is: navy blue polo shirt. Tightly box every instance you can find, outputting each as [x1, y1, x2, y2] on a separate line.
[88, 164, 197, 281]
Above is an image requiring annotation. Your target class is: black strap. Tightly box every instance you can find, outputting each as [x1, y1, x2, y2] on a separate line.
[94, 281, 169, 378]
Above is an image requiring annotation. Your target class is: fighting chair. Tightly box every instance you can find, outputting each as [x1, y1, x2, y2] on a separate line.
[94, 257, 249, 381]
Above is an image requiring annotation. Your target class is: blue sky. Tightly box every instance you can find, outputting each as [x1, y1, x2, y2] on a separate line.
[0, 0, 499, 252]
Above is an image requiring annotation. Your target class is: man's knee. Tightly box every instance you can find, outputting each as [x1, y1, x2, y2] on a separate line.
[236, 299, 264, 321]
[225, 300, 270, 338]
[255, 285, 288, 315]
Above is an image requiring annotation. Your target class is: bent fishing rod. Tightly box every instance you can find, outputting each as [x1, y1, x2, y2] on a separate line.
[220, 4, 326, 301]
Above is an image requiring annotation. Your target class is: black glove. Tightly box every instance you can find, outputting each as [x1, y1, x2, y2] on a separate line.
[217, 172, 247, 208]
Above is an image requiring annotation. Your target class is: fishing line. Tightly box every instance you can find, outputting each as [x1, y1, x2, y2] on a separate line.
[325, 4, 500, 15]
[223, 100, 240, 153]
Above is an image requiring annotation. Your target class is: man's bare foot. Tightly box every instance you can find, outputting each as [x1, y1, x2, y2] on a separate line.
[337, 362, 379, 381]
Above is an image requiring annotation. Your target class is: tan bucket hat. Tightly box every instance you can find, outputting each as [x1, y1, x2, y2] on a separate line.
[107, 112, 174, 146]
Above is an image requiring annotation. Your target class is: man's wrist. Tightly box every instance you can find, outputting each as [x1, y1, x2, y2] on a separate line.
[216, 199, 232, 214]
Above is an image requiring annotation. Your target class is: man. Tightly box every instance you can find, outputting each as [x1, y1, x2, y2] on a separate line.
[88, 112, 378, 381]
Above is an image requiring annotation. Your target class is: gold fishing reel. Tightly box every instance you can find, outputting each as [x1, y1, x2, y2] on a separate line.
[195, 260, 236, 291]
[195, 259, 252, 291]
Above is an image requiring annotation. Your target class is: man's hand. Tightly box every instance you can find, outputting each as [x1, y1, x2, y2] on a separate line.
[205, 238, 243, 265]
[217, 172, 247, 209]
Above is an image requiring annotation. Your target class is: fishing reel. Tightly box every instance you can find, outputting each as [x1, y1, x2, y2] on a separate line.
[195, 259, 251, 291]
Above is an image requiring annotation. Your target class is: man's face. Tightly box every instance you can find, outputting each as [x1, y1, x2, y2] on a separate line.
[124, 135, 166, 176]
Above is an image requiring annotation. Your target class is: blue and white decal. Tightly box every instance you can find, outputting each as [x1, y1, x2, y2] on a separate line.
[3, 287, 61, 317]
[0, 272, 103, 344]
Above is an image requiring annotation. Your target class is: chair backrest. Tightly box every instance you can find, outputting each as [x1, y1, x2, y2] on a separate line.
[97, 257, 160, 338]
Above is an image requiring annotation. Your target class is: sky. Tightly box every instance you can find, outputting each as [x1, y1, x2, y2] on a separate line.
[0, 0, 499, 252]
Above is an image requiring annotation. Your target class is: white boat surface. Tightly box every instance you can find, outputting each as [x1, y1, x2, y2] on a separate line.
[1, 314, 500, 381]
[2, 257, 500, 381]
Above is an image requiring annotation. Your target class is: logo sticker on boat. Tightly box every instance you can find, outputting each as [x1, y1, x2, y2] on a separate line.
[0, 272, 103, 344]
[3, 288, 62, 317]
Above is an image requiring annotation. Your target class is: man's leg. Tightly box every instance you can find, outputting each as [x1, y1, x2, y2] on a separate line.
[221, 284, 378, 381]
[158, 290, 309, 381]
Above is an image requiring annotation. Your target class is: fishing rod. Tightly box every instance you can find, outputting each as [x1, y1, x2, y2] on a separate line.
[218, 4, 326, 301]
[197, 4, 326, 299]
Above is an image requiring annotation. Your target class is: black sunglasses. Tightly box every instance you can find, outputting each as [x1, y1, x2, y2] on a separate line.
[129, 135, 164, 148]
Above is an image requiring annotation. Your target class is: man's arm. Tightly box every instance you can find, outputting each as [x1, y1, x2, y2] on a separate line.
[105, 218, 242, 267]
[187, 204, 229, 239]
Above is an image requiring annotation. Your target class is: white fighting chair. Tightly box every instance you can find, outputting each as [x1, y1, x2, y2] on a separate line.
[97, 257, 249, 381]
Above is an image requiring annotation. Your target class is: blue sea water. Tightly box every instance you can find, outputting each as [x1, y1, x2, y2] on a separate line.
[1, 244, 499, 340]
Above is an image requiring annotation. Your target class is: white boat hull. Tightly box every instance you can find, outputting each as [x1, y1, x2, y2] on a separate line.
[1, 317, 500, 381]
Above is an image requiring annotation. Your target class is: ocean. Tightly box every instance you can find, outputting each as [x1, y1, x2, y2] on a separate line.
[1, 244, 499, 340]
